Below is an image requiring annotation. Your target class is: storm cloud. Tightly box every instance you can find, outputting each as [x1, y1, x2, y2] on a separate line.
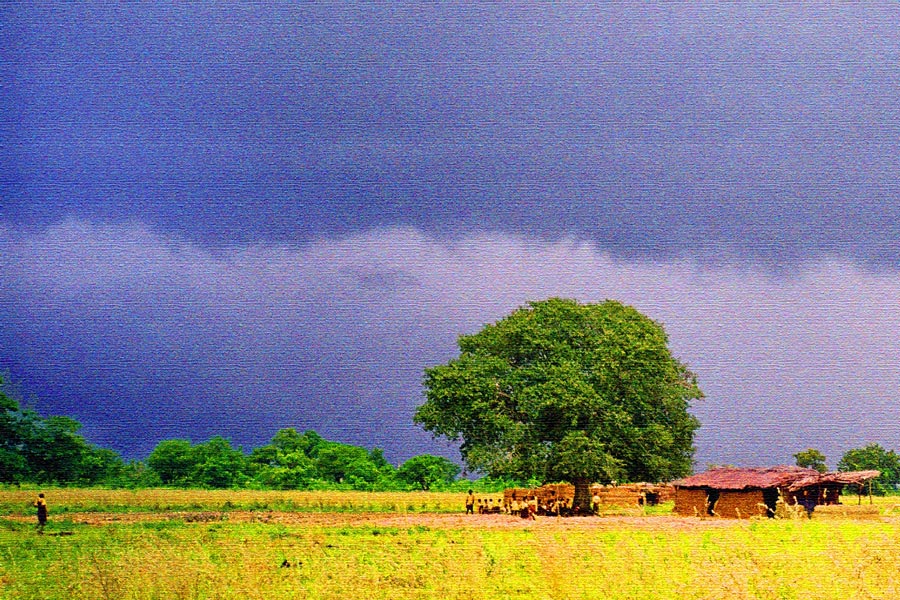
[3, 4, 900, 469]
[5, 4, 900, 264]
[2, 220, 898, 468]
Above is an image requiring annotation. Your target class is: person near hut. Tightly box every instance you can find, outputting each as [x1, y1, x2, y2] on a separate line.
[798, 489, 816, 518]
[33, 493, 48, 530]
[538, 499, 548, 516]
[465, 490, 476, 514]
[520, 497, 531, 519]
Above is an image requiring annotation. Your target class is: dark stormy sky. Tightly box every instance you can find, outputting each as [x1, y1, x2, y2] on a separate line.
[3, 3, 899, 471]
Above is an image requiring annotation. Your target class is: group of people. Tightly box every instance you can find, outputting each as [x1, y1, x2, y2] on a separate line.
[465, 490, 593, 518]
[465, 493, 505, 515]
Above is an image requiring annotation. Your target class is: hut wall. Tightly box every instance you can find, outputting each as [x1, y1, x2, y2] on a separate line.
[654, 485, 676, 503]
[714, 490, 767, 518]
[587, 484, 678, 507]
[505, 483, 676, 508]
[673, 488, 709, 516]
[540, 483, 575, 500]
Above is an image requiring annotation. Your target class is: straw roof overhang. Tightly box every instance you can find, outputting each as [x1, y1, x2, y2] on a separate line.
[786, 469, 881, 492]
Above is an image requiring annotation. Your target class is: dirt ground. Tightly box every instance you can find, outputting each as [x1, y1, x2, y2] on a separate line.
[6, 510, 767, 531]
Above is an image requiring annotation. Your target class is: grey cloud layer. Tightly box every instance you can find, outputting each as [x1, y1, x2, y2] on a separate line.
[2, 221, 898, 466]
[6, 4, 900, 266]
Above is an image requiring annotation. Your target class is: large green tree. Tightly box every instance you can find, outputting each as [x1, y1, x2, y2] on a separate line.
[248, 428, 320, 489]
[415, 298, 703, 510]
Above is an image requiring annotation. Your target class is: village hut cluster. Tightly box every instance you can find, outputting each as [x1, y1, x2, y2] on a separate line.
[474, 482, 675, 518]
[476, 466, 880, 519]
[671, 466, 881, 519]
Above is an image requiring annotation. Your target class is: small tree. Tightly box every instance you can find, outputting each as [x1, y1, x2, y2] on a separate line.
[397, 455, 461, 491]
[147, 439, 195, 485]
[793, 448, 827, 473]
[315, 442, 384, 487]
[190, 437, 249, 488]
[838, 443, 900, 495]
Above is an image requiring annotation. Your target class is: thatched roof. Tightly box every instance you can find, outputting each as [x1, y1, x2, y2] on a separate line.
[672, 466, 818, 491]
[672, 466, 881, 492]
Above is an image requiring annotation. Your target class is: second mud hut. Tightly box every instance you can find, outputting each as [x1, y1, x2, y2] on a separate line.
[671, 466, 880, 518]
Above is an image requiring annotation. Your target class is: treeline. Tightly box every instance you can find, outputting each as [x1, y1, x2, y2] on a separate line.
[0, 378, 500, 491]
[0, 390, 126, 486]
[143, 429, 466, 491]
[796, 444, 900, 495]
[4, 376, 898, 493]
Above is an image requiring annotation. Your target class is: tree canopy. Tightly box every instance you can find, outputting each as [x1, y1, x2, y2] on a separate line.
[1, 375, 127, 485]
[793, 448, 827, 473]
[397, 454, 461, 491]
[415, 298, 702, 508]
[838, 443, 900, 494]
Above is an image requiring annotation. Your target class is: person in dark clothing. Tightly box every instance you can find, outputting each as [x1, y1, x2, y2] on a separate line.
[799, 489, 816, 518]
[34, 493, 48, 530]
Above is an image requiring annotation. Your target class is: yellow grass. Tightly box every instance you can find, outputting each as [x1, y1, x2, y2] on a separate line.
[0, 488, 473, 515]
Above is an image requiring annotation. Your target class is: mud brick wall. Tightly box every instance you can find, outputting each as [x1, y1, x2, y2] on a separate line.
[673, 488, 709, 516]
[713, 490, 767, 518]
[655, 485, 675, 502]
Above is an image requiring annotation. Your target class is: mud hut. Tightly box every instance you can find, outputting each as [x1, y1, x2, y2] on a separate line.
[672, 466, 881, 518]
[503, 482, 673, 512]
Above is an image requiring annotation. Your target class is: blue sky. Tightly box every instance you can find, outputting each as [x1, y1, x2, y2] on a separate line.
[2, 4, 899, 471]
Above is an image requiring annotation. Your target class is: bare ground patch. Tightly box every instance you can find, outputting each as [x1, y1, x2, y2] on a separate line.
[6, 510, 768, 531]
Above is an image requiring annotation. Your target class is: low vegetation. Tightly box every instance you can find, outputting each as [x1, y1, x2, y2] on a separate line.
[1, 490, 899, 599]
[0, 374, 499, 492]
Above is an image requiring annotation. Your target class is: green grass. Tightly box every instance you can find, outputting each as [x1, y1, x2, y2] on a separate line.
[2, 517, 899, 599]
[1, 490, 899, 599]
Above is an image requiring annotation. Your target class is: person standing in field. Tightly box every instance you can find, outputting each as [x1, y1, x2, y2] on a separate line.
[465, 490, 476, 514]
[34, 493, 48, 530]
[591, 491, 601, 514]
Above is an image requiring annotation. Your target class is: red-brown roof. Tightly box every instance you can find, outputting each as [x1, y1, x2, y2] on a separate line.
[672, 466, 881, 491]
[672, 466, 818, 490]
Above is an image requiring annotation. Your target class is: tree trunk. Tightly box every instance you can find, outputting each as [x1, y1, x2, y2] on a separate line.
[573, 477, 592, 515]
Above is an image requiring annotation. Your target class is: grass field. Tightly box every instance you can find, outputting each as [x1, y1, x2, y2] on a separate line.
[0, 488, 471, 517]
[1, 489, 898, 599]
